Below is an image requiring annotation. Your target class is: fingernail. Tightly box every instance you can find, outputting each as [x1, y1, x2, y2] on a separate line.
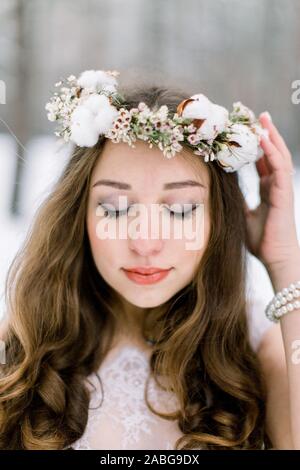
[263, 111, 272, 122]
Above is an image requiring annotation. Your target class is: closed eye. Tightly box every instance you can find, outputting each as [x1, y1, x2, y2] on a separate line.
[98, 204, 129, 218]
[98, 203, 200, 219]
[162, 204, 199, 219]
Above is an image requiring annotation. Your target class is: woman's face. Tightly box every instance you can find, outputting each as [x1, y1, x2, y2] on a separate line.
[86, 139, 211, 309]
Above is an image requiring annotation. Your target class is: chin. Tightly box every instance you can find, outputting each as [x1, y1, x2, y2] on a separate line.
[122, 292, 171, 309]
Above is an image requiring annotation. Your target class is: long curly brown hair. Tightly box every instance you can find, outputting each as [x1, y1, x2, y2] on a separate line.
[0, 83, 272, 450]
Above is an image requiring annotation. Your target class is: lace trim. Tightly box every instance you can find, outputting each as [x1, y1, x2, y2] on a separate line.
[71, 344, 180, 450]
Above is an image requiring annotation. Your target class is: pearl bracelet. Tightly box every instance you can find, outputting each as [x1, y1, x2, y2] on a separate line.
[265, 280, 300, 322]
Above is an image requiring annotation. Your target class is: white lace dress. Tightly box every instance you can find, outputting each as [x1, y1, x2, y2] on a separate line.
[70, 296, 275, 450]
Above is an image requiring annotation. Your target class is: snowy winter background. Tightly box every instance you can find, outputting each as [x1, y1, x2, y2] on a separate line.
[0, 133, 299, 322]
[0, 134, 72, 320]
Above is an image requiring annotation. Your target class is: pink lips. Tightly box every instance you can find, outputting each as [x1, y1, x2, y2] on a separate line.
[122, 267, 173, 285]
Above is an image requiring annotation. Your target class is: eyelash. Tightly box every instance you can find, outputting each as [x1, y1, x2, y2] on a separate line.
[98, 203, 199, 219]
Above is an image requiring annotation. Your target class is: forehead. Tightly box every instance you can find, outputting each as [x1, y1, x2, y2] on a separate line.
[90, 139, 210, 192]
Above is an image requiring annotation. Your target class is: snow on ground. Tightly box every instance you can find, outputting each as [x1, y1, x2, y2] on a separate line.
[0, 134, 299, 322]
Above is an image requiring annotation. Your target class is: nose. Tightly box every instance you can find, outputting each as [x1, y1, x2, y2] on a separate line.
[128, 236, 164, 257]
[128, 205, 164, 256]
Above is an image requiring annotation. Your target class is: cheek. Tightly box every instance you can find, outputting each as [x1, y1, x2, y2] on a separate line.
[87, 215, 110, 265]
[87, 214, 98, 251]
[176, 239, 203, 274]
[87, 215, 124, 269]
[175, 207, 210, 261]
[174, 212, 210, 283]
[88, 223, 100, 258]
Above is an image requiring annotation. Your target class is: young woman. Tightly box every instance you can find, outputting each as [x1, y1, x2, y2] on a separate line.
[0, 73, 299, 450]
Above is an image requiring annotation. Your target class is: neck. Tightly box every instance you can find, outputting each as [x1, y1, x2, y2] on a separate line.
[114, 296, 148, 341]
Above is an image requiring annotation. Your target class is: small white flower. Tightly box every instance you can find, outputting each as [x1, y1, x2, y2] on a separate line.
[186, 123, 197, 133]
[47, 112, 57, 122]
[231, 101, 255, 123]
[156, 105, 169, 121]
[138, 102, 147, 112]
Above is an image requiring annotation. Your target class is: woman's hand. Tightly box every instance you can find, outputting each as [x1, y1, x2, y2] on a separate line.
[244, 112, 300, 271]
[244, 114, 300, 452]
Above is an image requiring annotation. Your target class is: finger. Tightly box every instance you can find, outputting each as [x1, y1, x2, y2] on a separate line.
[259, 135, 287, 173]
[255, 153, 272, 177]
[259, 112, 293, 167]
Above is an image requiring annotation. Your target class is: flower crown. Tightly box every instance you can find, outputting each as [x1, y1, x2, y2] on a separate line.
[45, 69, 269, 173]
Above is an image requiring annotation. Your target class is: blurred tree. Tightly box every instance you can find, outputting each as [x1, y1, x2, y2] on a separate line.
[10, 0, 29, 215]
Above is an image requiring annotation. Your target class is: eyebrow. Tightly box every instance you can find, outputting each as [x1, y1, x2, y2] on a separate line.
[92, 179, 206, 190]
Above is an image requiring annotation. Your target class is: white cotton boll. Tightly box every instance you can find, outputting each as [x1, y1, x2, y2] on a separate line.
[215, 123, 259, 172]
[94, 105, 119, 134]
[181, 94, 229, 140]
[101, 84, 117, 93]
[83, 94, 111, 114]
[215, 146, 243, 172]
[197, 104, 229, 140]
[69, 95, 119, 145]
[70, 106, 92, 127]
[182, 94, 212, 119]
[77, 70, 101, 90]
[257, 146, 264, 159]
[77, 70, 118, 92]
[70, 106, 99, 147]
[228, 124, 259, 157]
[211, 104, 229, 133]
[80, 94, 119, 133]
[196, 120, 216, 141]
[94, 70, 118, 89]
